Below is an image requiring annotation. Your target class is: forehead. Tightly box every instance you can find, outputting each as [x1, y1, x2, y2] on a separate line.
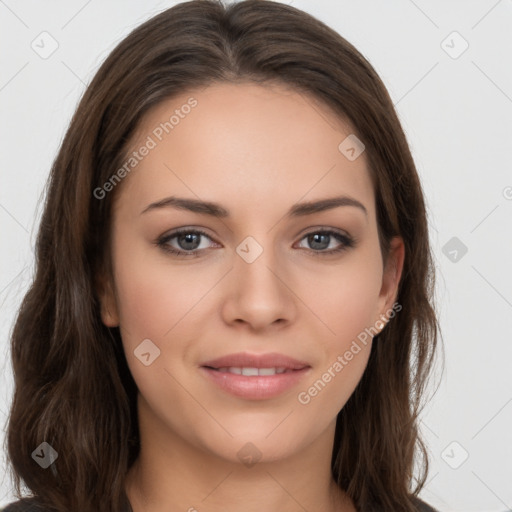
[115, 81, 375, 222]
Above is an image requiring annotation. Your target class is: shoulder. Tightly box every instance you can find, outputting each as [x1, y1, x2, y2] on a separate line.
[2, 495, 438, 512]
[1, 498, 51, 512]
[2, 496, 133, 512]
[412, 495, 439, 512]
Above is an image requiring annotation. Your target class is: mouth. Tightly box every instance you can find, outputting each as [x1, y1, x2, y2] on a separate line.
[200, 351, 310, 371]
[203, 366, 303, 375]
[199, 352, 311, 400]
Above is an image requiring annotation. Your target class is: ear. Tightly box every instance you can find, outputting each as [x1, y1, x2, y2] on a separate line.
[375, 236, 405, 330]
[95, 272, 119, 328]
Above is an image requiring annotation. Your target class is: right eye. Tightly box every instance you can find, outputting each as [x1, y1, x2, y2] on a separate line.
[156, 228, 220, 257]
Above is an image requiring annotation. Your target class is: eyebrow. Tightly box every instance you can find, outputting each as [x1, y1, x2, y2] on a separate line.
[140, 195, 368, 218]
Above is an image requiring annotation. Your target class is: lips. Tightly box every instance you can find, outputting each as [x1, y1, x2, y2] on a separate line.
[199, 352, 311, 400]
[200, 352, 310, 371]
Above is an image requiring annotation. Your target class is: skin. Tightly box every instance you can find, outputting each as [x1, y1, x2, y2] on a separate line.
[98, 81, 405, 512]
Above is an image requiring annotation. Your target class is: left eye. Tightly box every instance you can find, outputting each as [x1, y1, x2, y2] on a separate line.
[296, 231, 354, 253]
[156, 228, 354, 257]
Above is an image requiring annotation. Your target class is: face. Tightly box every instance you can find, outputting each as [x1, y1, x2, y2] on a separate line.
[98, 81, 404, 465]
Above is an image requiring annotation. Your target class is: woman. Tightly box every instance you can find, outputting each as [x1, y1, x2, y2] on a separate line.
[3, 1, 441, 511]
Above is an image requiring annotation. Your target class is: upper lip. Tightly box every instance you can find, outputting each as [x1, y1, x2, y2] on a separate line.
[200, 352, 310, 370]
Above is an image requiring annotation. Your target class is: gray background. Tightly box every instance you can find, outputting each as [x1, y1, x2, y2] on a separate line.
[1, 1, 511, 511]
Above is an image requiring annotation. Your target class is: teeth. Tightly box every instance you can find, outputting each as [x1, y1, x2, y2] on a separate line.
[259, 367, 277, 375]
[215, 367, 292, 376]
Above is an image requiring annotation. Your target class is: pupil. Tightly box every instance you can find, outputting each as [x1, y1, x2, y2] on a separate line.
[309, 233, 329, 250]
[179, 233, 200, 250]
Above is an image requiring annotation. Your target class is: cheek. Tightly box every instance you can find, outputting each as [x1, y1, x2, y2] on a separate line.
[301, 253, 383, 344]
[294, 253, 381, 407]
[294, 264, 379, 415]
[296, 341, 371, 423]
[112, 244, 226, 373]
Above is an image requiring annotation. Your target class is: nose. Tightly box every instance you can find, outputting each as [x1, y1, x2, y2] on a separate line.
[221, 240, 297, 333]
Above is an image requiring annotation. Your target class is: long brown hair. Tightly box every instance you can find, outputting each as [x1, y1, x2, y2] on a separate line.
[5, 1, 441, 511]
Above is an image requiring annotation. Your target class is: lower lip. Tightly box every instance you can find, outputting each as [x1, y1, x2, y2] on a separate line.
[199, 367, 311, 400]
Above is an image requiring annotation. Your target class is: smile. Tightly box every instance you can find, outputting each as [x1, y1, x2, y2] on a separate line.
[199, 365, 311, 400]
[207, 366, 296, 375]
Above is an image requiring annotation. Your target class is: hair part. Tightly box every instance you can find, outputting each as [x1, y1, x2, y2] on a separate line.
[5, 1, 441, 511]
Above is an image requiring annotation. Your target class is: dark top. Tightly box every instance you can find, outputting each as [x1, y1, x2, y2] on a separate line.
[1, 495, 439, 512]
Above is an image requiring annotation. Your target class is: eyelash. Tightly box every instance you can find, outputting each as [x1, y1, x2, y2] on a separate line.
[155, 227, 356, 258]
